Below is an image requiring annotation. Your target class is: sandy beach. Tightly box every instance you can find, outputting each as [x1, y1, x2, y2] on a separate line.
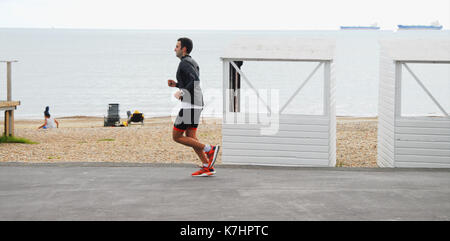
[1, 116, 378, 167]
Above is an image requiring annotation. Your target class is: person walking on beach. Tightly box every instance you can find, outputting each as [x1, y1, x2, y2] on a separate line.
[38, 106, 59, 129]
[167, 37, 220, 177]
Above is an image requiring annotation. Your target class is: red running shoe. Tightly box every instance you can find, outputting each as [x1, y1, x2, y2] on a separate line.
[205, 145, 220, 168]
[191, 167, 214, 177]
[196, 165, 216, 174]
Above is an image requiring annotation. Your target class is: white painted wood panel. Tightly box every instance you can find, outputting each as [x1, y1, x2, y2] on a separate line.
[222, 124, 329, 132]
[379, 127, 395, 144]
[222, 129, 329, 139]
[396, 134, 450, 142]
[379, 141, 395, 157]
[222, 38, 335, 61]
[223, 136, 329, 146]
[377, 47, 396, 167]
[396, 119, 450, 128]
[378, 152, 393, 167]
[378, 117, 395, 133]
[221, 42, 335, 167]
[223, 149, 330, 159]
[379, 39, 450, 62]
[328, 61, 337, 167]
[396, 127, 450, 135]
[222, 155, 330, 166]
[394, 118, 450, 167]
[222, 116, 332, 167]
[396, 148, 450, 157]
[395, 155, 450, 163]
[395, 161, 450, 168]
[224, 113, 330, 125]
[223, 142, 329, 152]
[396, 141, 450, 149]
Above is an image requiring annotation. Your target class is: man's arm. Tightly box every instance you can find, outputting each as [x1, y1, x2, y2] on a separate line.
[169, 79, 184, 100]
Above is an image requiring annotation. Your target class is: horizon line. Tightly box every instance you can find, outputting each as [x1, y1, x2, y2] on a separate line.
[1, 26, 448, 31]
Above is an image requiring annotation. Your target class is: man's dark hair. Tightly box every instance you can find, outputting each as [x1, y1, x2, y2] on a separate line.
[177, 37, 193, 54]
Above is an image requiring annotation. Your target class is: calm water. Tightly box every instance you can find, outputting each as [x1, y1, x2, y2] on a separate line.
[0, 28, 448, 119]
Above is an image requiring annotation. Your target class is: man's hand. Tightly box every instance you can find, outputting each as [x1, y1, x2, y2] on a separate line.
[168, 79, 177, 87]
[174, 90, 183, 100]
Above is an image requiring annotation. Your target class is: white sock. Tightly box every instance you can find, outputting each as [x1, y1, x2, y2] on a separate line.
[203, 144, 211, 152]
[202, 163, 209, 167]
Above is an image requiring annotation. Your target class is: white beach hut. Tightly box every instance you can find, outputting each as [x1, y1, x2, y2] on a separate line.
[378, 39, 450, 168]
[220, 38, 336, 166]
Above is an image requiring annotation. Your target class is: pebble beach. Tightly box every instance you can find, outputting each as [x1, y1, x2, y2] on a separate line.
[1, 116, 378, 167]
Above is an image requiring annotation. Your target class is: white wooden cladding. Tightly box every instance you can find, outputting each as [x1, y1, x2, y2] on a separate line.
[378, 39, 450, 62]
[222, 114, 333, 166]
[222, 38, 336, 62]
[394, 118, 450, 167]
[222, 58, 336, 167]
[221, 43, 336, 167]
[328, 60, 337, 167]
[377, 47, 396, 167]
[221, 38, 449, 168]
[378, 39, 450, 168]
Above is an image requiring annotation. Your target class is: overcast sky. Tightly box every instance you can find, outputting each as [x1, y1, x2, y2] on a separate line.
[1, 0, 449, 30]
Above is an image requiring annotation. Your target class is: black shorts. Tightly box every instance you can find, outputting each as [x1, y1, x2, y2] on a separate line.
[173, 108, 202, 132]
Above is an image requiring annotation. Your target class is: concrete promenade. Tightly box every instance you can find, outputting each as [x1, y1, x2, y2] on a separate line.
[0, 162, 449, 220]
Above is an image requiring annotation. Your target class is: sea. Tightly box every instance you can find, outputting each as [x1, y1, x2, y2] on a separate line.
[0, 28, 449, 119]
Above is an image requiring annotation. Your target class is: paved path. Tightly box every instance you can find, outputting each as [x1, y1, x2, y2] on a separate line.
[0, 163, 449, 220]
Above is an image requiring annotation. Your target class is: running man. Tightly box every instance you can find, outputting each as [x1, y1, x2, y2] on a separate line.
[167, 37, 220, 177]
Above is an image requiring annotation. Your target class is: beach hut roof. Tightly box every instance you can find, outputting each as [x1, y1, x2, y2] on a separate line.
[221, 37, 336, 61]
[379, 38, 450, 62]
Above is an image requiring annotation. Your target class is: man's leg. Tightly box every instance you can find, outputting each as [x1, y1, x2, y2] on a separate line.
[172, 109, 205, 150]
[173, 128, 213, 176]
[173, 109, 214, 176]
[172, 128, 205, 150]
[185, 128, 208, 165]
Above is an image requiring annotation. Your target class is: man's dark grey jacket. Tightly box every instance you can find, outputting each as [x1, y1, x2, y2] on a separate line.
[175, 55, 204, 108]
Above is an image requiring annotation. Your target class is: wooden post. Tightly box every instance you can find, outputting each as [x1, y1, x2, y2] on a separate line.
[4, 111, 10, 136]
[9, 110, 14, 136]
[2, 60, 18, 136]
[7, 61, 12, 101]
[4, 111, 6, 136]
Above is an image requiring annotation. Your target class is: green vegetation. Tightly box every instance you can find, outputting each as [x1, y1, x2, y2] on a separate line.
[0, 135, 38, 144]
[97, 138, 115, 142]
